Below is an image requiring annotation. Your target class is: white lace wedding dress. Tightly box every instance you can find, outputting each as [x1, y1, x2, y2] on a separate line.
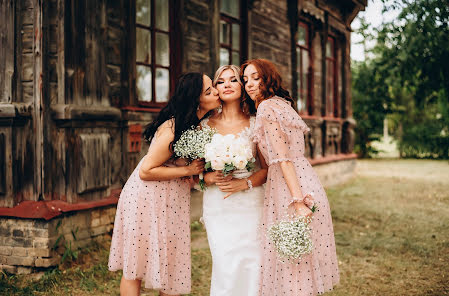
[201, 116, 264, 296]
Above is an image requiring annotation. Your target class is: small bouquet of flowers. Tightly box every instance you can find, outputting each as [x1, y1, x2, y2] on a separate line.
[204, 133, 256, 178]
[267, 193, 317, 263]
[173, 126, 216, 189]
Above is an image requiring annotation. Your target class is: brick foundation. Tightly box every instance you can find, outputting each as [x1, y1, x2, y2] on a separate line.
[0, 206, 116, 274]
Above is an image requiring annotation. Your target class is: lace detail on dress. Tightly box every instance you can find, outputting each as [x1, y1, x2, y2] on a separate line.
[253, 97, 310, 145]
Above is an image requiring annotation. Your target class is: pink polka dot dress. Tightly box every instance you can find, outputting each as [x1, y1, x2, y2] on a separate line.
[108, 144, 191, 294]
[253, 97, 339, 296]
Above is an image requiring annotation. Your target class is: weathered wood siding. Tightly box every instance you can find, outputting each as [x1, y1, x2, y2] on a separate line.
[0, 0, 365, 208]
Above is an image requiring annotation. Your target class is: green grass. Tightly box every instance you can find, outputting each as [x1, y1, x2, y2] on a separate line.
[1, 160, 448, 295]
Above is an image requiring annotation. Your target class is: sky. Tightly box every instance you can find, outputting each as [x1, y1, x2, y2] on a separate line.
[351, 0, 401, 61]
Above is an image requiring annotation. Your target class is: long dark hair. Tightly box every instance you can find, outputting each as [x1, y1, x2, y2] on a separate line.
[143, 72, 205, 152]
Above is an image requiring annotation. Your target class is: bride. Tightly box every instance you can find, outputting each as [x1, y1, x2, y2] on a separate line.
[201, 65, 268, 296]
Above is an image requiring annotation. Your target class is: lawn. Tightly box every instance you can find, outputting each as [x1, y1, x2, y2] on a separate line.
[1, 159, 448, 296]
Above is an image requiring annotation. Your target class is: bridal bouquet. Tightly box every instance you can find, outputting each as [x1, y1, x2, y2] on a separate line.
[173, 126, 215, 189]
[204, 133, 256, 177]
[267, 194, 317, 263]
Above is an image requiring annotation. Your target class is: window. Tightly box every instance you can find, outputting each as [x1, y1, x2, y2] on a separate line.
[326, 36, 337, 117]
[219, 0, 246, 66]
[296, 22, 312, 114]
[135, 0, 171, 105]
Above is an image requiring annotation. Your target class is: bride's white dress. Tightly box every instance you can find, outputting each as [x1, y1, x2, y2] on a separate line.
[201, 116, 264, 296]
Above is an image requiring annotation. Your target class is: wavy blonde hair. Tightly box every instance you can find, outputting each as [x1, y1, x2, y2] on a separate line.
[213, 65, 256, 115]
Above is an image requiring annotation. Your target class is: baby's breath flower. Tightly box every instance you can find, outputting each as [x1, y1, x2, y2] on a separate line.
[174, 126, 215, 160]
[267, 215, 314, 263]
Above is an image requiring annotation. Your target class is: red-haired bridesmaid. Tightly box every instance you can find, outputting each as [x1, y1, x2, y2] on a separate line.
[242, 59, 339, 296]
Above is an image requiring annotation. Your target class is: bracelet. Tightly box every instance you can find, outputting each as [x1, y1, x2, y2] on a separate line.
[288, 196, 304, 206]
[245, 178, 253, 191]
[288, 193, 315, 209]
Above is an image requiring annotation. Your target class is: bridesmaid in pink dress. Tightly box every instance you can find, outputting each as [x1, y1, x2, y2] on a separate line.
[108, 73, 220, 296]
[242, 59, 339, 296]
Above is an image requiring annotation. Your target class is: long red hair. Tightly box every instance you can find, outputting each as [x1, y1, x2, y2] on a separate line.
[241, 59, 294, 108]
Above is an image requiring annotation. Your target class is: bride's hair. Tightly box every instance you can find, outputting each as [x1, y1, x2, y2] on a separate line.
[213, 65, 256, 115]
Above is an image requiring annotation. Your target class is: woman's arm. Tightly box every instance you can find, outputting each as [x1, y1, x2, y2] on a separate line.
[279, 161, 312, 217]
[217, 146, 268, 199]
[139, 121, 204, 181]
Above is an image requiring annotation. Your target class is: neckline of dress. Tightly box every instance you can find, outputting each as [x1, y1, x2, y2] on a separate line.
[202, 116, 255, 138]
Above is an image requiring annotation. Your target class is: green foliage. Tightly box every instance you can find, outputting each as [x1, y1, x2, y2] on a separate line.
[353, 0, 449, 158]
[352, 61, 387, 158]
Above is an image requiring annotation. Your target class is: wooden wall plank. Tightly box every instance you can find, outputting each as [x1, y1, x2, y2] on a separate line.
[0, 0, 15, 103]
[76, 133, 111, 194]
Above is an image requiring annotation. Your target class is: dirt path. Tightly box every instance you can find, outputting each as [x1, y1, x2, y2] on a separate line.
[356, 159, 449, 184]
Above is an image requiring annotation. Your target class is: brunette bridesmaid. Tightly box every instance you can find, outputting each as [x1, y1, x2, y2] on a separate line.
[108, 73, 220, 296]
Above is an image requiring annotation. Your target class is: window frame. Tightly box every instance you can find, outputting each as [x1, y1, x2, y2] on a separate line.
[131, 0, 180, 109]
[325, 35, 338, 118]
[219, 0, 248, 66]
[296, 21, 313, 115]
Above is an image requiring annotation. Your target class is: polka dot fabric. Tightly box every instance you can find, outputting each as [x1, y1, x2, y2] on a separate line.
[108, 156, 191, 294]
[253, 97, 339, 296]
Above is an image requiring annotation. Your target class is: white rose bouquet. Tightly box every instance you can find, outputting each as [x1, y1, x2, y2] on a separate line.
[173, 126, 215, 189]
[204, 133, 256, 177]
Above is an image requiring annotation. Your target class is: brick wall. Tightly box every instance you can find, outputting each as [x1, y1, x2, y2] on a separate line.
[0, 206, 116, 274]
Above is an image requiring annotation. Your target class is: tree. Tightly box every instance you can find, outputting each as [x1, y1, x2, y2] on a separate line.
[353, 0, 449, 158]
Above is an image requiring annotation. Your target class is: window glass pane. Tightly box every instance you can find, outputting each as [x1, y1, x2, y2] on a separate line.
[156, 33, 169, 66]
[232, 24, 240, 50]
[155, 0, 169, 31]
[298, 25, 307, 47]
[231, 51, 240, 65]
[220, 21, 230, 44]
[219, 48, 230, 66]
[326, 60, 334, 115]
[136, 65, 152, 102]
[326, 39, 333, 58]
[136, 0, 150, 27]
[136, 28, 151, 63]
[220, 0, 239, 18]
[155, 68, 169, 102]
[296, 48, 304, 111]
[302, 50, 309, 94]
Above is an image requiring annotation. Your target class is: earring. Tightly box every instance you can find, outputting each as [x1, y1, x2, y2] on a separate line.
[216, 104, 223, 114]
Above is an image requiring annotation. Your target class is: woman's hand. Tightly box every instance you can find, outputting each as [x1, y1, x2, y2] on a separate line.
[217, 178, 248, 199]
[173, 157, 189, 167]
[288, 201, 313, 218]
[204, 171, 232, 185]
[185, 159, 205, 176]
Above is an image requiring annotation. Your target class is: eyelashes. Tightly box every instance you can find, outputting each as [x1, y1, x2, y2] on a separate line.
[216, 79, 239, 84]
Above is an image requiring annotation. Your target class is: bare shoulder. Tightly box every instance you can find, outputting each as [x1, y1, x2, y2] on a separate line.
[155, 118, 175, 139]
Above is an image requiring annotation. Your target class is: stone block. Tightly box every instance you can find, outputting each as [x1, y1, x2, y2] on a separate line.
[5, 255, 34, 266]
[0, 246, 12, 256]
[11, 247, 28, 257]
[91, 225, 108, 237]
[35, 257, 59, 268]
[0, 264, 17, 273]
[28, 248, 52, 258]
[32, 238, 51, 249]
[100, 214, 112, 226]
[91, 218, 101, 228]
[17, 266, 32, 274]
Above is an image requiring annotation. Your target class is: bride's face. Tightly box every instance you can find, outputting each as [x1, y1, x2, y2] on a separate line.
[215, 69, 242, 103]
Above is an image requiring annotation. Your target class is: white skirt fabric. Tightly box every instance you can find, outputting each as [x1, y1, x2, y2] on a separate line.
[202, 176, 264, 296]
